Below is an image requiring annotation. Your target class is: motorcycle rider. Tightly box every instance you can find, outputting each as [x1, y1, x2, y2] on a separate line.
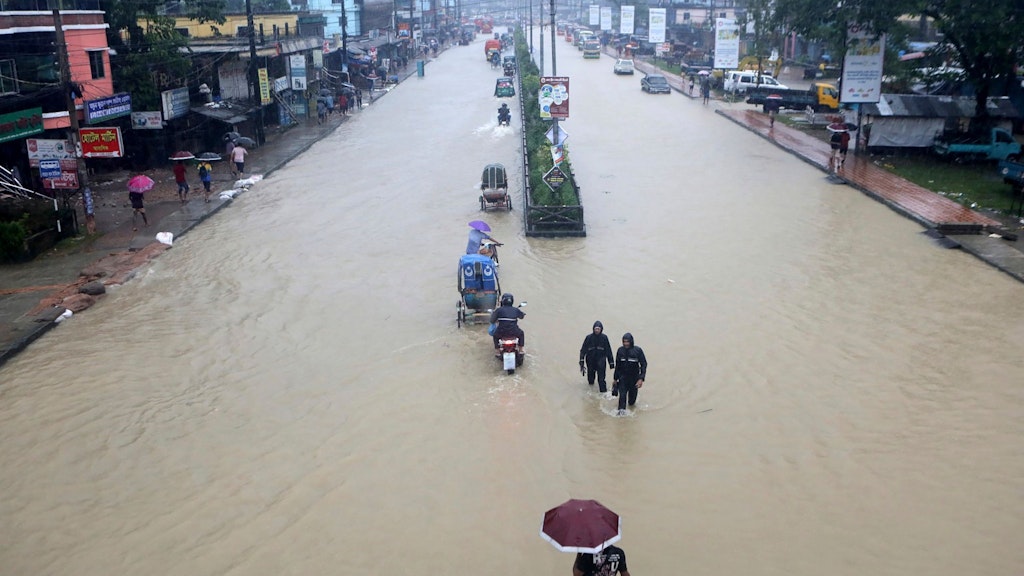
[579, 321, 615, 392]
[612, 332, 647, 414]
[490, 293, 525, 353]
[497, 103, 511, 125]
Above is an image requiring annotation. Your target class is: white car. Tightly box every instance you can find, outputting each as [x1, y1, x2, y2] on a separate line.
[723, 71, 788, 94]
[613, 59, 634, 75]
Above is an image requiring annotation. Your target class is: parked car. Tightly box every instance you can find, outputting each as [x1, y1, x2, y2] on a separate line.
[641, 73, 671, 94]
[723, 71, 788, 94]
[613, 59, 634, 75]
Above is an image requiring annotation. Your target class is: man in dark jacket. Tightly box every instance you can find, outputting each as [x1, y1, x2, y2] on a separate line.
[612, 332, 647, 413]
[579, 321, 615, 392]
[490, 293, 525, 351]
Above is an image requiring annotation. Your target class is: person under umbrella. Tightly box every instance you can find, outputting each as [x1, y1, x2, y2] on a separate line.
[466, 220, 501, 258]
[573, 546, 632, 576]
[126, 174, 153, 230]
[540, 499, 630, 575]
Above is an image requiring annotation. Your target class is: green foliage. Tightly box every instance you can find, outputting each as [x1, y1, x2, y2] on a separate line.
[0, 216, 29, 263]
[514, 28, 581, 207]
[100, 0, 226, 110]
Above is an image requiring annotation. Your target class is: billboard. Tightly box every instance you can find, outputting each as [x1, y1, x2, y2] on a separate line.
[26, 139, 73, 167]
[600, 6, 612, 31]
[290, 55, 307, 90]
[714, 19, 740, 69]
[589, 5, 599, 26]
[649, 9, 667, 43]
[0, 108, 44, 144]
[620, 6, 635, 35]
[161, 87, 190, 121]
[840, 23, 885, 103]
[85, 93, 132, 125]
[539, 76, 570, 120]
[131, 111, 163, 130]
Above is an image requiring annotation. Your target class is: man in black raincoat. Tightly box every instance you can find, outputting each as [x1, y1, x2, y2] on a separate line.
[579, 321, 615, 392]
[612, 332, 647, 413]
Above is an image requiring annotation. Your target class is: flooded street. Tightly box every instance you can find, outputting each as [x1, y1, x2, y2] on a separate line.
[2, 31, 1023, 575]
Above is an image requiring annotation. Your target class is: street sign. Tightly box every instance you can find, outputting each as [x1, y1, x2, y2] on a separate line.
[543, 165, 568, 191]
[545, 126, 568, 145]
[39, 160, 61, 179]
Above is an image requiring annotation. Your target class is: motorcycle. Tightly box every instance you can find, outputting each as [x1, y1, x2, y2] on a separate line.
[498, 111, 511, 126]
[493, 302, 527, 374]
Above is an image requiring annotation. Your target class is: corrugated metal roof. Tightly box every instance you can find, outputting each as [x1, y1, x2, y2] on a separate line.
[863, 94, 1019, 118]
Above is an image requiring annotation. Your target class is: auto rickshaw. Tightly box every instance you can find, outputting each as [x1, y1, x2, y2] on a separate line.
[494, 77, 515, 98]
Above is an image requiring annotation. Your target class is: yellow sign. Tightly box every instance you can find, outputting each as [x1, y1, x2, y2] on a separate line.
[258, 68, 272, 104]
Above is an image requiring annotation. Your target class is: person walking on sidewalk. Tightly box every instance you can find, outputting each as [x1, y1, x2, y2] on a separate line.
[197, 160, 213, 203]
[231, 144, 248, 177]
[129, 190, 148, 231]
[356, 89, 363, 108]
[579, 320, 615, 392]
[173, 160, 189, 204]
[612, 332, 647, 415]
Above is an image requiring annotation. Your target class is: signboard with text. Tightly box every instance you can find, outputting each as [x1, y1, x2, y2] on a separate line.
[840, 23, 885, 103]
[543, 165, 567, 191]
[85, 93, 132, 124]
[290, 55, 307, 90]
[258, 68, 272, 104]
[539, 77, 570, 120]
[161, 87, 190, 121]
[79, 126, 123, 158]
[0, 107, 44, 144]
[714, 18, 740, 69]
[620, 6, 635, 35]
[131, 111, 163, 130]
[26, 138, 73, 167]
[41, 159, 79, 189]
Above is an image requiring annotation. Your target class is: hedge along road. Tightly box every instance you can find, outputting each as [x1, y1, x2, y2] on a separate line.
[1, 28, 1023, 575]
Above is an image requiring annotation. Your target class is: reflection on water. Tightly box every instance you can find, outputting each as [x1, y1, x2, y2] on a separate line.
[1, 31, 1023, 576]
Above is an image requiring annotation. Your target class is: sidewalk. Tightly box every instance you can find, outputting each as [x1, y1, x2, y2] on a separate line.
[624, 52, 1024, 284]
[0, 59, 425, 368]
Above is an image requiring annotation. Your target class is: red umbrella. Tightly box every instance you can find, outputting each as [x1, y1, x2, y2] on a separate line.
[168, 150, 195, 161]
[540, 499, 621, 553]
[127, 174, 155, 194]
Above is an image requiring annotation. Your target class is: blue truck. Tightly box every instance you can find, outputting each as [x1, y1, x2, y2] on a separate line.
[933, 127, 1022, 162]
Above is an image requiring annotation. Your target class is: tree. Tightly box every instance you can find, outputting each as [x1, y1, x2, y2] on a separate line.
[101, 0, 227, 110]
[917, 0, 1024, 126]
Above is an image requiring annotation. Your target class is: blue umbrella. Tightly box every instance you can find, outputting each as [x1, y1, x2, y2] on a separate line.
[468, 220, 491, 232]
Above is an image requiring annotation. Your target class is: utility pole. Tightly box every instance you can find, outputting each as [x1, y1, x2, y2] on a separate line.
[245, 0, 265, 145]
[341, 0, 348, 76]
[550, 0, 556, 74]
[53, 8, 88, 214]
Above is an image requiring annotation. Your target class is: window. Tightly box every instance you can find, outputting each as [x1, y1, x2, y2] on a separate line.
[0, 59, 18, 95]
[176, 28, 190, 37]
[87, 51, 104, 79]
[237, 25, 251, 37]
[682, 13, 690, 20]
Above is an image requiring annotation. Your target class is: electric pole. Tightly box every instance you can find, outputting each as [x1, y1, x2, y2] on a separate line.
[53, 9, 88, 195]
[245, 0, 265, 145]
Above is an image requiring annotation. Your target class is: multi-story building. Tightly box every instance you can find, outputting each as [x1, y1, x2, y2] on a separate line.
[0, 5, 114, 190]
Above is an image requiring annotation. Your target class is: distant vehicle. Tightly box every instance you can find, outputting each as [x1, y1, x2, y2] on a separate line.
[641, 73, 671, 94]
[746, 83, 839, 112]
[934, 127, 1022, 162]
[613, 58, 634, 75]
[576, 29, 594, 49]
[723, 71, 788, 94]
[583, 39, 601, 59]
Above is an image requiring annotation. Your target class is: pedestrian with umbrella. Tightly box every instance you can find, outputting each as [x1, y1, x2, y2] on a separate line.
[169, 151, 195, 204]
[126, 174, 154, 230]
[540, 499, 632, 576]
[196, 152, 220, 203]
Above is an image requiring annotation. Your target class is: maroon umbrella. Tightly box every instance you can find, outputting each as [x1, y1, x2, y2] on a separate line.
[540, 499, 621, 553]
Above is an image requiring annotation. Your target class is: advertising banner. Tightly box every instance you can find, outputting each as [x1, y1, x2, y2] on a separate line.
[0, 107, 44, 144]
[258, 68, 272, 104]
[714, 18, 740, 69]
[290, 55, 307, 91]
[85, 93, 131, 125]
[600, 6, 612, 31]
[131, 111, 163, 130]
[79, 126, 123, 158]
[160, 87, 190, 121]
[649, 8, 667, 43]
[620, 6, 634, 35]
[41, 159, 79, 190]
[589, 5, 599, 26]
[841, 23, 885, 103]
[26, 138, 73, 167]
[539, 76, 570, 120]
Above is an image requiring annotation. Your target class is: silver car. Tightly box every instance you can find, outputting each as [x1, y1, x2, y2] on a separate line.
[613, 59, 635, 75]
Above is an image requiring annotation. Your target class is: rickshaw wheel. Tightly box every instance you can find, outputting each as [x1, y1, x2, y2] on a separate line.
[456, 301, 464, 327]
[506, 196, 512, 211]
[480, 196, 486, 210]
